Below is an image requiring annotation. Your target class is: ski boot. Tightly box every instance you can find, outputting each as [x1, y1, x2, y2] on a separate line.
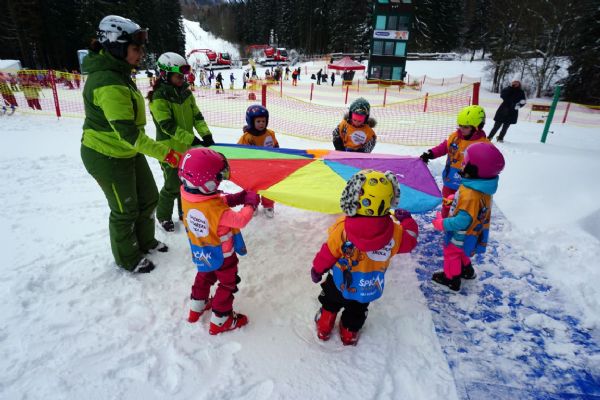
[209, 311, 248, 335]
[315, 308, 337, 341]
[188, 298, 212, 323]
[461, 263, 476, 280]
[146, 241, 169, 254]
[264, 207, 275, 218]
[159, 219, 175, 232]
[339, 322, 360, 346]
[432, 271, 461, 291]
[133, 257, 156, 273]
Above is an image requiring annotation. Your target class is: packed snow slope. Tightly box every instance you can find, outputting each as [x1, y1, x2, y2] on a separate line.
[183, 18, 240, 61]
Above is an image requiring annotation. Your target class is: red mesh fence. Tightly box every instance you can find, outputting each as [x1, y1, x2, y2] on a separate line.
[5, 70, 599, 145]
[256, 84, 474, 146]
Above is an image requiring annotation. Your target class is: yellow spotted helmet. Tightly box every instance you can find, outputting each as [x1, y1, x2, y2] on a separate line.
[457, 105, 486, 128]
[340, 169, 400, 217]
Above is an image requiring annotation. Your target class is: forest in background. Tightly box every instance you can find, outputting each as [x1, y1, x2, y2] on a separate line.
[0, 0, 597, 103]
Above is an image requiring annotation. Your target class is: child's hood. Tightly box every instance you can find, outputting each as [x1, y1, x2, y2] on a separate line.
[243, 125, 267, 137]
[462, 177, 499, 195]
[343, 112, 377, 128]
[457, 128, 486, 141]
[344, 215, 394, 251]
[181, 190, 222, 203]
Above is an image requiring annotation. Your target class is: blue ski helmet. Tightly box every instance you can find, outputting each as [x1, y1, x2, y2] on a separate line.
[245, 104, 269, 129]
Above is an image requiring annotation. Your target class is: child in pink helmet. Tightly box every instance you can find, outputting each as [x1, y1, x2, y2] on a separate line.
[430, 142, 505, 291]
[178, 147, 260, 335]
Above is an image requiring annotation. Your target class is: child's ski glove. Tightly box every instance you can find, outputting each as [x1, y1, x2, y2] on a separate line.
[420, 150, 434, 164]
[311, 267, 323, 283]
[225, 190, 246, 207]
[243, 191, 260, 209]
[393, 209, 412, 222]
[432, 211, 444, 231]
[164, 149, 182, 168]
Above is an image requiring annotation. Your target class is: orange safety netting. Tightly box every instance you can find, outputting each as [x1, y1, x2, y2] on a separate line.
[8, 70, 598, 146]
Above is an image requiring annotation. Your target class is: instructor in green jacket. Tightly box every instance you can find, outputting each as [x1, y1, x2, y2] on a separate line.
[148, 52, 215, 232]
[80, 15, 181, 273]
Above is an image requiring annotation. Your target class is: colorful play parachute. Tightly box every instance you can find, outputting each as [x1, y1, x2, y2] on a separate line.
[212, 144, 441, 214]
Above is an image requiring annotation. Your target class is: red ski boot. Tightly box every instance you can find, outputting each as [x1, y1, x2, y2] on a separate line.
[209, 311, 248, 335]
[339, 322, 360, 346]
[315, 308, 337, 341]
[188, 298, 212, 323]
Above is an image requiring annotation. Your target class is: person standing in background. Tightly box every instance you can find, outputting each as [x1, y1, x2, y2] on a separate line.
[487, 80, 526, 143]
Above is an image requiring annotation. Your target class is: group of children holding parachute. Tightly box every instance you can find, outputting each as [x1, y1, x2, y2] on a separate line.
[152, 50, 505, 341]
[83, 15, 505, 344]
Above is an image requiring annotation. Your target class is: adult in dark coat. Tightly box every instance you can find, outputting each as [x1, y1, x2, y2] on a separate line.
[488, 80, 527, 142]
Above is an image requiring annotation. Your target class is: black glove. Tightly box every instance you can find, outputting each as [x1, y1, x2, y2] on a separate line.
[191, 136, 202, 146]
[201, 134, 215, 147]
[419, 150, 434, 164]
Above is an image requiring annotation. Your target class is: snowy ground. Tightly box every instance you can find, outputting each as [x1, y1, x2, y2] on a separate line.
[1, 107, 599, 398]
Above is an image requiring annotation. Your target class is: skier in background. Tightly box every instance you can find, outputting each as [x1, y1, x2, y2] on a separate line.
[487, 80, 527, 143]
[0, 73, 18, 113]
[215, 72, 224, 93]
[187, 70, 196, 91]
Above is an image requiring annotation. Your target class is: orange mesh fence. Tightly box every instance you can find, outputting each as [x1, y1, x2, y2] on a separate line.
[8, 70, 599, 145]
[259, 84, 474, 146]
[5, 70, 85, 117]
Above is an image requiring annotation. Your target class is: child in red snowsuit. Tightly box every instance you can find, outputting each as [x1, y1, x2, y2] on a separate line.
[311, 169, 419, 345]
[420, 105, 489, 217]
[179, 147, 260, 335]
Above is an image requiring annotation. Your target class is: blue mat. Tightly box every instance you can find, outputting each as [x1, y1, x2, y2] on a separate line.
[415, 209, 600, 399]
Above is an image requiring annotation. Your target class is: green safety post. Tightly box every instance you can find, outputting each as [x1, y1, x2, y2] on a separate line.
[541, 85, 562, 143]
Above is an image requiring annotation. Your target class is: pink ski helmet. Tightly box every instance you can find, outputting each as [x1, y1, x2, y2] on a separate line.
[463, 142, 505, 178]
[178, 148, 230, 194]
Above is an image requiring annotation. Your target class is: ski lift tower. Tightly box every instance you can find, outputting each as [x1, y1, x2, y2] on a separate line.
[367, 0, 414, 84]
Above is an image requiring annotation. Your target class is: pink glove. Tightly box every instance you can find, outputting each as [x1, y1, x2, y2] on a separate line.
[311, 267, 323, 283]
[225, 190, 246, 207]
[394, 209, 412, 222]
[432, 211, 444, 231]
[243, 191, 260, 209]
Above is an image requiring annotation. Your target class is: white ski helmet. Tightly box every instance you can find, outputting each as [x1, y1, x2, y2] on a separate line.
[97, 15, 148, 59]
[157, 52, 191, 76]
